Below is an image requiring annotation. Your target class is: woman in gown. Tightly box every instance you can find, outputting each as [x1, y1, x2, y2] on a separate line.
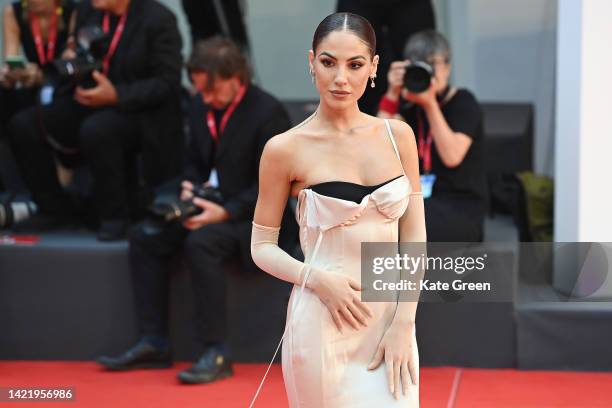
[251, 12, 426, 407]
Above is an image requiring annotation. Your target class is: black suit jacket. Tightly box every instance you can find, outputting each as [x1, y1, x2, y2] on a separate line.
[76, 0, 183, 185]
[184, 85, 298, 254]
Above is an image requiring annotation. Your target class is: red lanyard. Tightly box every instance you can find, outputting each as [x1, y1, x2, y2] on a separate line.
[101, 12, 128, 75]
[416, 91, 452, 174]
[206, 85, 247, 145]
[30, 8, 58, 65]
[416, 110, 433, 174]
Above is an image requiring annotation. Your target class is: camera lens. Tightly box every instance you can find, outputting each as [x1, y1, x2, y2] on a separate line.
[403, 61, 434, 93]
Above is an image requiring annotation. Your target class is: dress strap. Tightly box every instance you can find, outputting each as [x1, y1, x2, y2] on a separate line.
[384, 119, 401, 162]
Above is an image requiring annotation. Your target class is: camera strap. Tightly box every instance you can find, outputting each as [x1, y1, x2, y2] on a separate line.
[101, 11, 128, 75]
[206, 84, 247, 145]
[30, 6, 58, 66]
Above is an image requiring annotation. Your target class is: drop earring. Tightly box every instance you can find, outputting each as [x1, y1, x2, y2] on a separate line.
[370, 75, 376, 88]
[309, 68, 315, 83]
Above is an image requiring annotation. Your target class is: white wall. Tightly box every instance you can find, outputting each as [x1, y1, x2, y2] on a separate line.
[245, 0, 334, 100]
[555, 0, 612, 242]
[444, 0, 557, 176]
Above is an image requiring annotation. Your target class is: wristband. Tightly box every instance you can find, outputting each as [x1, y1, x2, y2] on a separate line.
[379, 95, 400, 115]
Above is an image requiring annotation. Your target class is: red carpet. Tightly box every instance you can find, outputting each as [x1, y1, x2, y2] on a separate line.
[1, 362, 612, 407]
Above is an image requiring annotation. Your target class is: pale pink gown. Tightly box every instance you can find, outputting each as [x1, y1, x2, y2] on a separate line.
[282, 121, 420, 407]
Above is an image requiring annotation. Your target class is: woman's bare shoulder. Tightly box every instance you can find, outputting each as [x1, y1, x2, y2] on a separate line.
[262, 127, 309, 161]
[380, 117, 418, 164]
[385, 117, 415, 137]
[361, 113, 413, 136]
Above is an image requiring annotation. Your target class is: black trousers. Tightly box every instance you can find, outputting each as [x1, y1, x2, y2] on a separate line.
[8, 96, 141, 219]
[129, 219, 252, 346]
[0, 86, 39, 192]
[425, 195, 484, 242]
[336, 0, 436, 114]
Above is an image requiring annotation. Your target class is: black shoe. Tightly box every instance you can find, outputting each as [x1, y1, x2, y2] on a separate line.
[97, 219, 128, 241]
[96, 340, 172, 371]
[177, 347, 233, 384]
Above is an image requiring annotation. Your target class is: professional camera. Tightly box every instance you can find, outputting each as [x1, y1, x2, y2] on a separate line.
[0, 195, 37, 229]
[147, 184, 225, 225]
[403, 60, 434, 93]
[50, 25, 110, 89]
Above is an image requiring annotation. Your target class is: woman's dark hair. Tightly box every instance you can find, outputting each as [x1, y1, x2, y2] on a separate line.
[187, 36, 250, 89]
[312, 12, 376, 58]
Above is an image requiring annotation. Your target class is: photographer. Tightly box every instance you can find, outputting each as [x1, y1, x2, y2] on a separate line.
[97, 37, 296, 384]
[7, 0, 183, 240]
[378, 30, 486, 241]
[0, 0, 76, 194]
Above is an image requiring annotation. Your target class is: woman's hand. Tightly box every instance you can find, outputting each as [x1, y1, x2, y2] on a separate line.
[308, 271, 373, 333]
[20, 63, 43, 88]
[0, 64, 14, 88]
[368, 321, 418, 400]
[386, 60, 408, 100]
[402, 76, 438, 111]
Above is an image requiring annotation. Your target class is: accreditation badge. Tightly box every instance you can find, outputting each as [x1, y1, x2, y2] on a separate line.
[420, 174, 437, 199]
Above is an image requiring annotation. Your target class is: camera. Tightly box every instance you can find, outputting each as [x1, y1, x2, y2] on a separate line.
[0, 195, 37, 229]
[50, 25, 110, 89]
[147, 184, 225, 225]
[403, 60, 434, 93]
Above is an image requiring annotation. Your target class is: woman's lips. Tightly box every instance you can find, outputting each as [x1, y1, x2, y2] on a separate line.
[330, 90, 351, 98]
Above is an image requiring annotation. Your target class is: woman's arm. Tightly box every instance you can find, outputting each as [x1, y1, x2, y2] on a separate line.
[3, 4, 20, 58]
[391, 119, 426, 327]
[368, 119, 424, 400]
[251, 134, 303, 280]
[1, 4, 22, 88]
[251, 133, 373, 332]
[422, 95, 472, 168]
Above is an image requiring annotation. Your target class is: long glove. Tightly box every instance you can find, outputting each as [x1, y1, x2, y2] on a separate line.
[250, 222, 311, 287]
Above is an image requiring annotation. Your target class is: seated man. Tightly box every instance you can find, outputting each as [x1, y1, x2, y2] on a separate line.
[378, 30, 486, 242]
[97, 37, 297, 384]
[0, 0, 76, 197]
[8, 0, 183, 240]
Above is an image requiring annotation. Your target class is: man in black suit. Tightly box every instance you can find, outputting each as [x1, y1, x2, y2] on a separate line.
[8, 0, 183, 240]
[97, 37, 296, 384]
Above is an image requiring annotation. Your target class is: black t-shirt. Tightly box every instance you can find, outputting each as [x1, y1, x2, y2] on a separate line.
[12, 0, 75, 66]
[399, 88, 487, 215]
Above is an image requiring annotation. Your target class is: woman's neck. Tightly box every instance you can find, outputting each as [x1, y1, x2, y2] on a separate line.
[315, 100, 364, 134]
[30, 4, 55, 18]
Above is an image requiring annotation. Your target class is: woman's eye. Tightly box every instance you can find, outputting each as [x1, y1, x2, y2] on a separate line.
[321, 59, 334, 67]
[350, 63, 363, 69]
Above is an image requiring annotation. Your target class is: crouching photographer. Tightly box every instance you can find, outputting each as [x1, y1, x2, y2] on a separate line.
[97, 37, 297, 384]
[8, 0, 183, 240]
[378, 29, 486, 242]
